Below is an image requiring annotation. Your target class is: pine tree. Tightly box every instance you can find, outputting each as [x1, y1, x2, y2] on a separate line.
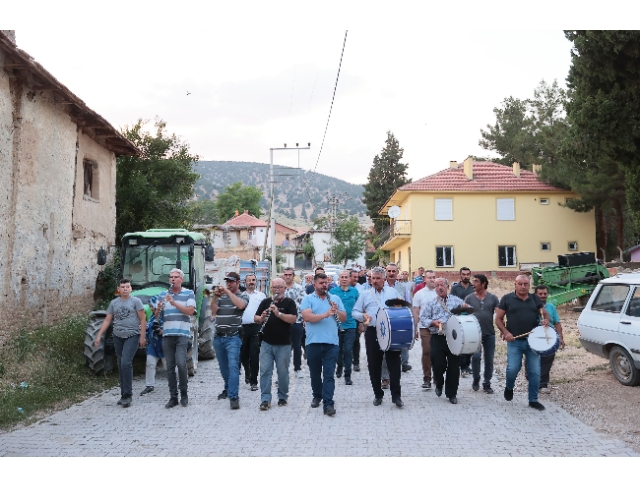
[362, 132, 411, 237]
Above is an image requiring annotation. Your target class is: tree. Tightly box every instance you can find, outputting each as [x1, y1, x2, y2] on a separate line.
[214, 182, 263, 223]
[189, 199, 218, 225]
[313, 212, 367, 266]
[362, 131, 411, 237]
[116, 119, 200, 241]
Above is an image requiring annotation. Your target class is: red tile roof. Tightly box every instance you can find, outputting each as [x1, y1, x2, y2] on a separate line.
[223, 211, 267, 227]
[399, 161, 565, 192]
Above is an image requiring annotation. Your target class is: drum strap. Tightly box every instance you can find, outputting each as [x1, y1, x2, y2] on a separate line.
[436, 297, 453, 323]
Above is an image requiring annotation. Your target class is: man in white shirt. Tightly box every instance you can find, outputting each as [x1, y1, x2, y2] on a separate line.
[240, 273, 266, 391]
[412, 270, 437, 390]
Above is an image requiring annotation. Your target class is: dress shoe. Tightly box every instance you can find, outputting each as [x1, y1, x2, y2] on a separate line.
[217, 389, 228, 400]
[504, 387, 514, 401]
[353, 364, 360, 372]
[435, 387, 442, 397]
[180, 393, 188, 407]
[472, 380, 479, 391]
[311, 397, 322, 408]
[484, 386, 494, 394]
[229, 398, 240, 410]
[345, 378, 353, 385]
[401, 364, 412, 372]
[449, 396, 458, 404]
[392, 397, 404, 408]
[121, 396, 132, 408]
[140, 386, 154, 396]
[117, 396, 124, 405]
[373, 397, 383, 406]
[529, 401, 545, 411]
[324, 405, 336, 416]
[336, 371, 343, 378]
[165, 397, 179, 409]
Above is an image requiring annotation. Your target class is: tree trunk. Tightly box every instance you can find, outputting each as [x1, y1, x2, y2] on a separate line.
[614, 198, 624, 253]
[596, 206, 606, 260]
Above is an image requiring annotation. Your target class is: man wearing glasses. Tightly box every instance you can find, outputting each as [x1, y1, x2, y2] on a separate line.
[282, 267, 307, 379]
[254, 278, 297, 410]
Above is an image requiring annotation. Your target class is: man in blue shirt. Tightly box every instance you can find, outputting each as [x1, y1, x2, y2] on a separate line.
[300, 273, 346, 416]
[534, 285, 563, 394]
[352, 267, 404, 407]
[330, 270, 360, 385]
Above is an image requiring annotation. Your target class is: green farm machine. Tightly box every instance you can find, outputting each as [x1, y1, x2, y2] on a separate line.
[531, 252, 609, 306]
[84, 229, 215, 376]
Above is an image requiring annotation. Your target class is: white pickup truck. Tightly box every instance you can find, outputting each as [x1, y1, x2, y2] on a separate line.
[577, 273, 640, 386]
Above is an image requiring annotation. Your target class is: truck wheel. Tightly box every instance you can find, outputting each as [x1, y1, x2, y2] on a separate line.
[609, 345, 640, 386]
[187, 316, 198, 376]
[84, 317, 115, 375]
[198, 300, 215, 360]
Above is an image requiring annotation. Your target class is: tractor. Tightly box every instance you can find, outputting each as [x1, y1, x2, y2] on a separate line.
[84, 229, 215, 376]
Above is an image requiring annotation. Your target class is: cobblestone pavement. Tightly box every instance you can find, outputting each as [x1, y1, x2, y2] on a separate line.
[0, 343, 636, 457]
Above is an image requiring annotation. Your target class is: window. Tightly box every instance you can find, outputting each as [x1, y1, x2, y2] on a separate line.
[568, 241, 578, 251]
[435, 198, 452, 220]
[624, 288, 640, 318]
[592, 285, 630, 313]
[436, 246, 454, 267]
[540, 198, 549, 205]
[498, 246, 516, 267]
[83, 160, 99, 200]
[541, 242, 550, 251]
[497, 198, 515, 220]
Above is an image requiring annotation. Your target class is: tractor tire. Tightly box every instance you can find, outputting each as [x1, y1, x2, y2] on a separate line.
[198, 302, 215, 360]
[187, 316, 199, 377]
[84, 317, 115, 375]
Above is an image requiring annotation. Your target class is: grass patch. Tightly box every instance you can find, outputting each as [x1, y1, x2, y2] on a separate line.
[0, 314, 119, 429]
[587, 363, 610, 373]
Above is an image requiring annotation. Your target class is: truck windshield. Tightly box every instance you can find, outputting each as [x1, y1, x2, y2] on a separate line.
[122, 244, 191, 288]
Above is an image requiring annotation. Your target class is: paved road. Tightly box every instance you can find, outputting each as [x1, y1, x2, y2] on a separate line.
[0, 344, 636, 456]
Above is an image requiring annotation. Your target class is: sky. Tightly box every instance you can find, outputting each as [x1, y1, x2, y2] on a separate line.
[6, 2, 625, 185]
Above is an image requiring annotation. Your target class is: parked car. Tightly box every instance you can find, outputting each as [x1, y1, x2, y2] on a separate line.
[577, 273, 640, 386]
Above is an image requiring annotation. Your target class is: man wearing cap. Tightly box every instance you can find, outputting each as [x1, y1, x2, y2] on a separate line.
[240, 273, 266, 392]
[211, 271, 249, 410]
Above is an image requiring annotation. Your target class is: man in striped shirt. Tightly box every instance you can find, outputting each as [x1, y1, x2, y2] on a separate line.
[211, 271, 249, 410]
[153, 268, 196, 409]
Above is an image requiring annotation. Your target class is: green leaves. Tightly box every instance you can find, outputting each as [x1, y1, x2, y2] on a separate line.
[213, 181, 263, 223]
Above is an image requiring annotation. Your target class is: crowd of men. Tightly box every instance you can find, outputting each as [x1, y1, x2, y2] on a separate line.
[95, 264, 563, 415]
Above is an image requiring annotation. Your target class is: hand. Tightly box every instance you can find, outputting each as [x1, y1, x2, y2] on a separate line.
[363, 313, 371, 325]
[94, 335, 101, 348]
[139, 336, 147, 347]
[560, 337, 565, 349]
[541, 318, 549, 327]
[503, 331, 515, 342]
[415, 331, 419, 340]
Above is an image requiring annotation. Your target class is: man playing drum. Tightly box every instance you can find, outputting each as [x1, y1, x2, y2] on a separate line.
[533, 285, 563, 394]
[421, 278, 466, 404]
[495, 274, 550, 411]
[352, 267, 404, 408]
[412, 270, 437, 390]
[464, 274, 500, 394]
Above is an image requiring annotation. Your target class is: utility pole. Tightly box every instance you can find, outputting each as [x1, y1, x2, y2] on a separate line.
[262, 143, 311, 275]
[325, 192, 350, 262]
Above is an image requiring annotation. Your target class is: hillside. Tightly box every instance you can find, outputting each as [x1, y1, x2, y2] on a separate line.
[194, 161, 367, 223]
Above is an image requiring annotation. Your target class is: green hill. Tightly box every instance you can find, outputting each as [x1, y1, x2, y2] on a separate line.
[194, 161, 367, 223]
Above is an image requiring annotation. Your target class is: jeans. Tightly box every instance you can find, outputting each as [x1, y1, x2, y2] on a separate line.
[214, 335, 242, 399]
[291, 322, 304, 371]
[336, 328, 356, 379]
[525, 352, 555, 388]
[419, 328, 432, 381]
[353, 329, 362, 366]
[471, 334, 496, 387]
[401, 348, 410, 367]
[506, 339, 540, 402]
[240, 323, 261, 385]
[431, 334, 460, 398]
[113, 334, 139, 398]
[306, 343, 339, 409]
[259, 342, 291, 403]
[163, 335, 189, 398]
[365, 327, 402, 400]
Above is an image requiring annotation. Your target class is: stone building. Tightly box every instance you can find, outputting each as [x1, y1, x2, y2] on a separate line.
[0, 31, 137, 340]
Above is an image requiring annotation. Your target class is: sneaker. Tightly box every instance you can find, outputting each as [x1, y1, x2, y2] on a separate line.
[336, 370, 343, 378]
[504, 387, 514, 401]
[230, 398, 240, 410]
[165, 397, 179, 409]
[250, 384, 259, 392]
[140, 386, 154, 396]
[311, 397, 321, 408]
[435, 387, 442, 397]
[259, 401, 271, 411]
[472, 380, 480, 392]
[529, 401, 545, 411]
[345, 378, 353, 385]
[324, 405, 336, 416]
[540, 386, 551, 394]
[180, 393, 188, 407]
[449, 396, 458, 404]
[117, 396, 124, 405]
[381, 379, 390, 389]
[483, 386, 494, 394]
[121, 396, 132, 408]
[296, 370, 304, 379]
[402, 364, 412, 372]
[277, 399, 287, 406]
[460, 370, 468, 378]
[217, 390, 228, 400]
[353, 364, 360, 372]
[422, 380, 432, 390]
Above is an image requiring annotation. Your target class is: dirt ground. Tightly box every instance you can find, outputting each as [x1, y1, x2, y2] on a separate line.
[489, 281, 640, 453]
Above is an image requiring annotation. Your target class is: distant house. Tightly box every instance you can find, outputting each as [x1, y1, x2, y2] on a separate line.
[626, 244, 640, 263]
[288, 229, 366, 269]
[0, 31, 138, 339]
[378, 157, 596, 278]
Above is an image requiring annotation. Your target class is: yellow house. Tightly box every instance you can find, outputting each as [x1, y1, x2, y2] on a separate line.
[378, 158, 596, 275]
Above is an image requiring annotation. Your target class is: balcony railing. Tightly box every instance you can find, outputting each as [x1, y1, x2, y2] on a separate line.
[379, 220, 412, 246]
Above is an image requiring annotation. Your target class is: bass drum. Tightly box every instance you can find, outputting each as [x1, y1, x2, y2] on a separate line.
[445, 314, 481, 356]
[528, 326, 560, 357]
[375, 307, 415, 352]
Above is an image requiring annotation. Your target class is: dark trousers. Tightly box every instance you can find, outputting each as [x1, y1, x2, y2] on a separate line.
[353, 328, 362, 366]
[163, 335, 189, 398]
[431, 334, 460, 398]
[113, 334, 139, 398]
[290, 322, 304, 371]
[240, 323, 261, 385]
[526, 352, 555, 388]
[459, 353, 472, 371]
[365, 326, 402, 400]
[306, 343, 339, 408]
[336, 328, 356, 379]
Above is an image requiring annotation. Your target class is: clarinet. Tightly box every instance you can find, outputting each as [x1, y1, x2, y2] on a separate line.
[326, 293, 345, 334]
[259, 293, 279, 335]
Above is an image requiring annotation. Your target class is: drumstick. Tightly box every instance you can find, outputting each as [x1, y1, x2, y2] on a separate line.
[540, 308, 550, 343]
[512, 331, 533, 339]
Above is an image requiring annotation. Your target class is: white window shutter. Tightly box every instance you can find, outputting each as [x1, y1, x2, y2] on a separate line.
[435, 199, 453, 220]
[497, 198, 515, 220]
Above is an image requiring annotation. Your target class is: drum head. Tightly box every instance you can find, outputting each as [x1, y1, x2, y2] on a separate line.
[527, 326, 559, 355]
[445, 316, 463, 355]
[375, 308, 391, 352]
